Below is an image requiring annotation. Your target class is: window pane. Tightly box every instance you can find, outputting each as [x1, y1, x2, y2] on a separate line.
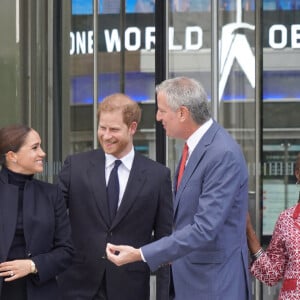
[69, 0, 156, 159]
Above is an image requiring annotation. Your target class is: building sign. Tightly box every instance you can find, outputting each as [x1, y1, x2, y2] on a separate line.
[70, 4, 300, 103]
[219, 0, 255, 100]
[70, 12, 300, 54]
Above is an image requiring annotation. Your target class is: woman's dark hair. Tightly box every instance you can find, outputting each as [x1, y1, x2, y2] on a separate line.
[0, 124, 32, 166]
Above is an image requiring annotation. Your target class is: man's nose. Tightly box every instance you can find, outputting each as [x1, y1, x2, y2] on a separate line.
[103, 130, 113, 139]
[156, 111, 162, 121]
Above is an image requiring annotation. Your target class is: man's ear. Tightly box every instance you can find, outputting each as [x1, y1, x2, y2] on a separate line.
[178, 106, 189, 121]
[129, 122, 138, 134]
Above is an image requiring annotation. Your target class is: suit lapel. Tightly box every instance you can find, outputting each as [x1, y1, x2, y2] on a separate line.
[111, 152, 146, 228]
[87, 150, 111, 227]
[174, 121, 220, 213]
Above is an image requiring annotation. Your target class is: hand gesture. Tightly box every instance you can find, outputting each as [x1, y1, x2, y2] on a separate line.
[106, 243, 142, 266]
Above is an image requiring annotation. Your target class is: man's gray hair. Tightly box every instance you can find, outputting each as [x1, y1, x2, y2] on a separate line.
[156, 77, 211, 125]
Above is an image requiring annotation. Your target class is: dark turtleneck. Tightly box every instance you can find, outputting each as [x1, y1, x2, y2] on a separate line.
[4, 166, 33, 260]
[1, 167, 34, 300]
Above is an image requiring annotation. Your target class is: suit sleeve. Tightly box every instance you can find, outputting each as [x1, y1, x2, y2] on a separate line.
[142, 149, 245, 272]
[250, 213, 287, 286]
[57, 155, 72, 208]
[153, 167, 173, 300]
[31, 185, 74, 284]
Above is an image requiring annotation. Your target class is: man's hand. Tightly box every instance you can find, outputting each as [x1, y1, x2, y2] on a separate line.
[106, 243, 142, 266]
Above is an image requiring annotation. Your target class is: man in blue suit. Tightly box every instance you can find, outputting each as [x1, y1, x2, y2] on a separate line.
[107, 77, 251, 299]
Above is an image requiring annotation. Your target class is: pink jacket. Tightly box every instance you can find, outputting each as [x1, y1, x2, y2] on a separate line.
[251, 203, 300, 300]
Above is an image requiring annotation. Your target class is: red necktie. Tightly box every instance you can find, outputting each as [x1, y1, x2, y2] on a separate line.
[177, 143, 189, 190]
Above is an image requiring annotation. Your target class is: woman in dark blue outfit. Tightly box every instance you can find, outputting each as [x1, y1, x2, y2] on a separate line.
[0, 124, 73, 300]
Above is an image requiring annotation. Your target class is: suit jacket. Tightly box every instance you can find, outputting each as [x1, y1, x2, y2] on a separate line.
[57, 149, 173, 300]
[0, 167, 74, 300]
[142, 121, 251, 300]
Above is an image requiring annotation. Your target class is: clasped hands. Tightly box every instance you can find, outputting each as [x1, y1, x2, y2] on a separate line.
[106, 243, 142, 266]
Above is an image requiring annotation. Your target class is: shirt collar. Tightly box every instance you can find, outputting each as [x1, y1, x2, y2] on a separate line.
[105, 147, 135, 171]
[186, 118, 213, 154]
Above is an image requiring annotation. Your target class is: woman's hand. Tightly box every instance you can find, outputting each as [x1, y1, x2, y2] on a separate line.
[0, 259, 33, 282]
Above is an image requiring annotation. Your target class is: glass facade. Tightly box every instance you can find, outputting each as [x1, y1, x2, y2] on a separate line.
[1, 0, 300, 299]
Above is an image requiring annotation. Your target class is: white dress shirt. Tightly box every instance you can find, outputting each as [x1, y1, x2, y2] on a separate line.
[185, 118, 213, 165]
[105, 147, 134, 208]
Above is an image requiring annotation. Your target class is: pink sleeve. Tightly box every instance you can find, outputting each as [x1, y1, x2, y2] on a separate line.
[250, 214, 288, 286]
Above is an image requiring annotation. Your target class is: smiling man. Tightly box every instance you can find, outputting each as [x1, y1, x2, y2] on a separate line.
[57, 93, 173, 300]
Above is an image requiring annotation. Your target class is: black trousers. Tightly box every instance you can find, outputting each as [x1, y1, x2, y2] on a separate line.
[1, 277, 27, 300]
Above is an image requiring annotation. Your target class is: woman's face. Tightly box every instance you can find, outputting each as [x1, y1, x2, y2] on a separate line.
[10, 129, 46, 175]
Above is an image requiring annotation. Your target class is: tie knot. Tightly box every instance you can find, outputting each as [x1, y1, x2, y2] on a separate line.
[114, 160, 122, 168]
[183, 143, 189, 153]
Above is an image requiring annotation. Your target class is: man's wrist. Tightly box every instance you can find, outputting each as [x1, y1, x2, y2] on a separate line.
[140, 248, 146, 262]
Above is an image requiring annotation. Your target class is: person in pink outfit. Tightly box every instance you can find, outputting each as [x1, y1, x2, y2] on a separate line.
[247, 153, 300, 300]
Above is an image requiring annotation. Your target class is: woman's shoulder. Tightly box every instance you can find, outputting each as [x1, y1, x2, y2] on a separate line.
[31, 178, 59, 191]
[278, 203, 299, 220]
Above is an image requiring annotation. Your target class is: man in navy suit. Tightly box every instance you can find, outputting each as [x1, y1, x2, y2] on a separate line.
[107, 77, 251, 300]
[57, 93, 173, 300]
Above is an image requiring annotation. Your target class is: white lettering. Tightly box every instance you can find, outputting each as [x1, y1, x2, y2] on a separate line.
[76, 31, 87, 54]
[269, 25, 287, 49]
[291, 25, 300, 48]
[105, 29, 121, 52]
[185, 26, 202, 50]
[125, 27, 141, 51]
[145, 27, 155, 50]
[70, 24, 300, 55]
[169, 27, 183, 50]
[87, 31, 94, 53]
[70, 32, 75, 55]
[70, 31, 94, 55]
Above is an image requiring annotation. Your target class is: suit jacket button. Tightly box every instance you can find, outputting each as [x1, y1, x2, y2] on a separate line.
[27, 252, 32, 257]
